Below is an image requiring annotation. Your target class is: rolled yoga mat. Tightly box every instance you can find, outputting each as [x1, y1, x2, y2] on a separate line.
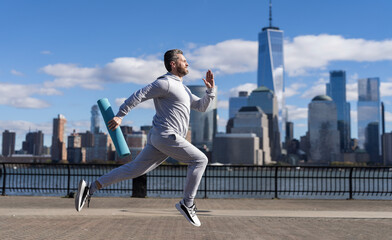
[97, 98, 130, 158]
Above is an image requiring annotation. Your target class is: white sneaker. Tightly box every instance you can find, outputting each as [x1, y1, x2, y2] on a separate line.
[175, 200, 201, 227]
[75, 179, 91, 212]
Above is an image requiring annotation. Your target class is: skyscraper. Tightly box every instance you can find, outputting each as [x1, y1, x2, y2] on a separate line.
[2, 130, 15, 157]
[257, 0, 285, 142]
[22, 131, 44, 155]
[308, 95, 340, 164]
[91, 105, 100, 134]
[357, 78, 380, 158]
[248, 86, 281, 161]
[51, 114, 67, 162]
[326, 70, 351, 151]
[67, 131, 86, 164]
[188, 85, 218, 149]
[229, 91, 249, 119]
[231, 106, 270, 164]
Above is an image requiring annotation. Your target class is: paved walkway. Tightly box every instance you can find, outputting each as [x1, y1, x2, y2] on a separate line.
[1, 196, 392, 240]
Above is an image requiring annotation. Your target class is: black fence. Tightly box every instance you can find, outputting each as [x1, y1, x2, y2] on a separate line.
[1, 162, 392, 199]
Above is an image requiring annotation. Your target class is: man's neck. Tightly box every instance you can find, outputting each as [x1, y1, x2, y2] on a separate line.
[169, 71, 183, 81]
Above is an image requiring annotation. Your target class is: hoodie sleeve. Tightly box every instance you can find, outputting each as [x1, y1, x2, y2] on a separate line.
[190, 87, 216, 112]
[115, 79, 169, 118]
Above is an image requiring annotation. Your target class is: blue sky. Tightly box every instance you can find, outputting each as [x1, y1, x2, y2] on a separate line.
[1, 0, 392, 150]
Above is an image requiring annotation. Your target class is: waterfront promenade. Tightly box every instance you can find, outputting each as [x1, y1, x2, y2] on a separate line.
[1, 196, 392, 240]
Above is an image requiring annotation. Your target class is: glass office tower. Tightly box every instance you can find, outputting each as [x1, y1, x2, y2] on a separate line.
[257, 21, 285, 142]
[91, 105, 100, 134]
[357, 78, 381, 162]
[326, 70, 351, 151]
[229, 91, 249, 119]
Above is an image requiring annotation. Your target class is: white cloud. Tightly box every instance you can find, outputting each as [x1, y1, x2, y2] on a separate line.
[229, 83, 257, 97]
[0, 120, 52, 137]
[217, 100, 229, 109]
[187, 39, 258, 75]
[381, 82, 392, 97]
[0, 83, 61, 109]
[39, 35, 392, 92]
[42, 57, 169, 90]
[385, 111, 392, 122]
[350, 110, 358, 123]
[285, 34, 392, 76]
[42, 63, 103, 90]
[217, 115, 228, 128]
[285, 82, 307, 98]
[103, 57, 165, 84]
[41, 50, 52, 55]
[346, 83, 358, 101]
[286, 105, 308, 121]
[301, 78, 327, 99]
[11, 69, 24, 76]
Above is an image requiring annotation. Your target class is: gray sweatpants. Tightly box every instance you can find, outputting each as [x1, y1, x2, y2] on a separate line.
[97, 130, 208, 204]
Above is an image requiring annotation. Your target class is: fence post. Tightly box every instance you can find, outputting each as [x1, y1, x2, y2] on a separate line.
[132, 174, 147, 198]
[348, 167, 353, 200]
[67, 164, 71, 197]
[274, 166, 279, 199]
[204, 167, 208, 199]
[2, 163, 6, 196]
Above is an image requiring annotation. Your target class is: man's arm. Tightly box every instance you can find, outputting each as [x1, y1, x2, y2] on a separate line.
[190, 70, 216, 112]
[108, 78, 169, 130]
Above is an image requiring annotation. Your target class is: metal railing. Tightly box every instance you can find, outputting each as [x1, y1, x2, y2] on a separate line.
[1, 162, 391, 199]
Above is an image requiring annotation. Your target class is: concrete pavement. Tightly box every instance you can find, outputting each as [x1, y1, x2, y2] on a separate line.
[1, 196, 392, 240]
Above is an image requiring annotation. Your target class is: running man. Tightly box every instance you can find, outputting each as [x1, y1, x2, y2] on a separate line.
[75, 49, 215, 227]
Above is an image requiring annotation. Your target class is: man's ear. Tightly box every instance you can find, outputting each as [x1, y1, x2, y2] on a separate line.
[170, 61, 176, 70]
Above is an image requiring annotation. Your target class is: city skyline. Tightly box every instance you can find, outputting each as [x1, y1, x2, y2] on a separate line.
[1, 0, 392, 150]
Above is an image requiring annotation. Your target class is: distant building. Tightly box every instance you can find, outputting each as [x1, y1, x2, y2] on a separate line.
[285, 121, 294, 149]
[383, 132, 392, 165]
[326, 70, 351, 152]
[212, 133, 263, 165]
[140, 125, 152, 135]
[67, 131, 86, 164]
[366, 122, 381, 164]
[229, 91, 249, 119]
[357, 78, 380, 156]
[248, 86, 281, 161]
[2, 130, 15, 157]
[91, 105, 100, 134]
[51, 114, 67, 162]
[300, 132, 310, 160]
[126, 131, 147, 161]
[308, 95, 340, 164]
[231, 106, 271, 165]
[85, 132, 115, 163]
[188, 85, 218, 149]
[80, 131, 94, 148]
[22, 131, 44, 155]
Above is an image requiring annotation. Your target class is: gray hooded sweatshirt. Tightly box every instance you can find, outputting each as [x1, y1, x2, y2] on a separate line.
[116, 72, 215, 138]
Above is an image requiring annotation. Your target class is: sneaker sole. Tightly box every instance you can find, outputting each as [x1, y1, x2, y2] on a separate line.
[175, 203, 201, 227]
[75, 179, 87, 212]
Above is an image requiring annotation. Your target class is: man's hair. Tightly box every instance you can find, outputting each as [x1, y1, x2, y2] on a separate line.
[164, 49, 183, 72]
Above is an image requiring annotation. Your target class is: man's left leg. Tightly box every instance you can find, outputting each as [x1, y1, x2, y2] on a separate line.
[150, 133, 208, 226]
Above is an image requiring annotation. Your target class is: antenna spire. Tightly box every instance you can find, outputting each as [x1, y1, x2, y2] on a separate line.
[269, 0, 272, 27]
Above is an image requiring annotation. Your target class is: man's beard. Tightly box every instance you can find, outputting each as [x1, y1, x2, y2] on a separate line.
[177, 65, 189, 77]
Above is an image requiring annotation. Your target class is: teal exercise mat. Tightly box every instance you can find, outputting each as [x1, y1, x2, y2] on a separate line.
[97, 98, 130, 158]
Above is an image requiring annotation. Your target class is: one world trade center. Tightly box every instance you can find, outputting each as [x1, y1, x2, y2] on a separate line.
[257, 0, 286, 143]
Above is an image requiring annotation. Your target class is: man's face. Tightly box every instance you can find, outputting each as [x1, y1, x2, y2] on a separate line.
[173, 54, 189, 77]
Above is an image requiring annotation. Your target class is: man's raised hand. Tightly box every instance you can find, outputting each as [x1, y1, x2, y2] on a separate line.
[203, 69, 214, 89]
